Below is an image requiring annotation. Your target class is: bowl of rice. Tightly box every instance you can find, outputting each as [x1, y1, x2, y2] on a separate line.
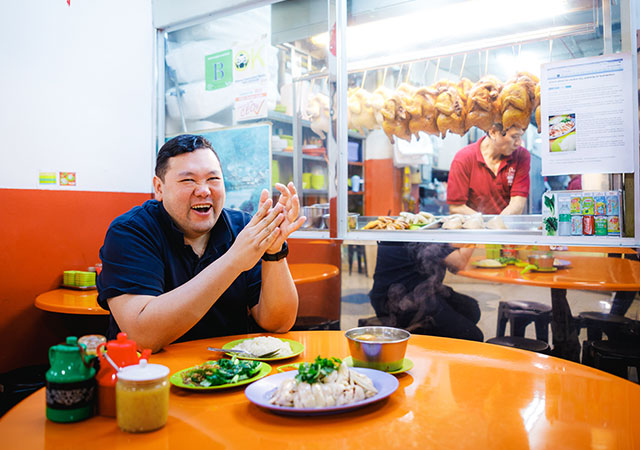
[232, 336, 293, 358]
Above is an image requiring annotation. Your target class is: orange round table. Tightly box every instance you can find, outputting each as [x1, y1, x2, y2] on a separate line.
[288, 262, 339, 284]
[2, 331, 640, 449]
[458, 255, 640, 361]
[34, 263, 339, 315]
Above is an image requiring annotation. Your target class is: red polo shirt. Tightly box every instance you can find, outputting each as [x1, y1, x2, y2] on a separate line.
[446, 136, 530, 214]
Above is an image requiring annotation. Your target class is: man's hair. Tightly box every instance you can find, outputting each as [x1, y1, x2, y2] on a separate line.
[489, 123, 523, 137]
[155, 134, 221, 180]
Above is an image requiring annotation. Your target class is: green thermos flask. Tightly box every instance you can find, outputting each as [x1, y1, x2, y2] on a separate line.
[46, 336, 97, 423]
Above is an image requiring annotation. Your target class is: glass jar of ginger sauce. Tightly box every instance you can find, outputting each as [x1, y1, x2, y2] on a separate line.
[115, 359, 170, 433]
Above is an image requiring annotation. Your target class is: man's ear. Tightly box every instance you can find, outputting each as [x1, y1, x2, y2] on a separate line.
[153, 175, 163, 201]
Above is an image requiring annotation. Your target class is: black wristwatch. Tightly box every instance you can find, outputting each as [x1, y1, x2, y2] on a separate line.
[262, 241, 289, 261]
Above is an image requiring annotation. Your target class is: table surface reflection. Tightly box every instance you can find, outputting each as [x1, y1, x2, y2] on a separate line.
[2, 331, 639, 449]
[34, 263, 340, 315]
[458, 255, 640, 291]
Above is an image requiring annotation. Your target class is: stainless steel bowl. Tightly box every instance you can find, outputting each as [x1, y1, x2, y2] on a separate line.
[345, 326, 410, 372]
[528, 254, 554, 269]
[321, 212, 360, 230]
[301, 205, 327, 229]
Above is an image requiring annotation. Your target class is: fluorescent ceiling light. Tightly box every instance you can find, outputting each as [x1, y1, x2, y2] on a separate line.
[312, 0, 569, 58]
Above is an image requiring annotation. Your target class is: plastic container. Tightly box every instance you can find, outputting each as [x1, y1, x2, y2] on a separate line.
[347, 141, 361, 162]
[116, 360, 170, 433]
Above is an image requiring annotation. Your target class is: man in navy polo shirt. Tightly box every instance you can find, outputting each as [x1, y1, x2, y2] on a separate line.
[447, 124, 530, 215]
[97, 135, 305, 352]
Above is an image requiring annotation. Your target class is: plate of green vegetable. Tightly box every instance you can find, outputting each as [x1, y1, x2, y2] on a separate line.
[170, 357, 272, 390]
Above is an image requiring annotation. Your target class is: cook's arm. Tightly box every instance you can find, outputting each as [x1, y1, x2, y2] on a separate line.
[448, 203, 478, 215]
[500, 196, 527, 215]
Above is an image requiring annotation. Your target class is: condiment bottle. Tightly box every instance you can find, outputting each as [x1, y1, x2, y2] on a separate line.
[116, 359, 170, 433]
[95, 332, 152, 417]
[45, 336, 97, 423]
[78, 334, 106, 356]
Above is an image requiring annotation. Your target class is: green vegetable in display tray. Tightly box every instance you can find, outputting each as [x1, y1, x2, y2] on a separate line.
[181, 356, 261, 387]
[295, 356, 342, 384]
[544, 216, 558, 236]
[543, 194, 555, 215]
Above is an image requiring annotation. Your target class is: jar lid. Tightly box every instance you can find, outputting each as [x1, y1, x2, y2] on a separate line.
[117, 359, 169, 382]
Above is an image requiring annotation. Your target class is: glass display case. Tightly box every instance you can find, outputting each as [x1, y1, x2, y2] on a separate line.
[155, 0, 639, 247]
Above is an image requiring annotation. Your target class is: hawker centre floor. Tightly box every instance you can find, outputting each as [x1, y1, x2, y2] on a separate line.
[338, 244, 640, 380]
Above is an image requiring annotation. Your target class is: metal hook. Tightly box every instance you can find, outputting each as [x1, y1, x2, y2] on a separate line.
[459, 53, 467, 80]
[405, 63, 412, 84]
[396, 64, 404, 88]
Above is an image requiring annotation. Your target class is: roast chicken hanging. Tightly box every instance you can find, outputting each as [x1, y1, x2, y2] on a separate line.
[311, 70, 540, 142]
[465, 75, 503, 132]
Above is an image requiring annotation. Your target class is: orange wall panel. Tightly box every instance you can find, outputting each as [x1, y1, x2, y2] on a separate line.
[0, 189, 151, 373]
[0, 192, 341, 373]
[364, 159, 402, 216]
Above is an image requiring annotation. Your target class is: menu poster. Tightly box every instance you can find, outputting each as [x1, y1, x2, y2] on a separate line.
[540, 53, 634, 176]
[233, 35, 270, 121]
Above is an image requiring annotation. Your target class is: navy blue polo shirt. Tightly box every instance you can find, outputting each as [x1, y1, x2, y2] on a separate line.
[97, 200, 261, 342]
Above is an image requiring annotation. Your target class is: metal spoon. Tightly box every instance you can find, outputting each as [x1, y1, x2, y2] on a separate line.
[207, 347, 279, 359]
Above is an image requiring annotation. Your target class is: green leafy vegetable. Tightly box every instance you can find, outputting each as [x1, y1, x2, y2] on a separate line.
[181, 356, 261, 387]
[543, 194, 555, 215]
[544, 216, 558, 235]
[496, 256, 520, 265]
[295, 356, 342, 384]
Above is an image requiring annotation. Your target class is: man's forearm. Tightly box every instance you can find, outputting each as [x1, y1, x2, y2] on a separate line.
[108, 251, 246, 352]
[253, 259, 298, 332]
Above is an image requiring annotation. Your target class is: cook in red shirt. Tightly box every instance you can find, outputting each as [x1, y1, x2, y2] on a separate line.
[447, 124, 530, 215]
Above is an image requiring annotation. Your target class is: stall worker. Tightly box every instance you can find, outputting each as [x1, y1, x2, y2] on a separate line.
[447, 124, 530, 215]
[97, 134, 305, 352]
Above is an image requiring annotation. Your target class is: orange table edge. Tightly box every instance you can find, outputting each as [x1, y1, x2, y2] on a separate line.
[2, 331, 640, 449]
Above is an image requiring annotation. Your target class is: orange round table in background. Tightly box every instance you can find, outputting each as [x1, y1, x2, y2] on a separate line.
[2, 331, 639, 449]
[34, 263, 340, 315]
[288, 263, 339, 284]
[458, 255, 640, 362]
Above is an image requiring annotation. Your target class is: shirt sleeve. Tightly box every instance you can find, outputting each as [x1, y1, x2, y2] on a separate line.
[446, 156, 470, 205]
[96, 221, 166, 310]
[510, 148, 531, 197]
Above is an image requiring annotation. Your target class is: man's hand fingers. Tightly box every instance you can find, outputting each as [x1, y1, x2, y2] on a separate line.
[286, 216, 306, 235]
[261, 227, 282, 249]
[247, 197, 272, 226]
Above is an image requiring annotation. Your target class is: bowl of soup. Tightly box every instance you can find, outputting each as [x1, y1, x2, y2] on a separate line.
[345, 326, 410, 372]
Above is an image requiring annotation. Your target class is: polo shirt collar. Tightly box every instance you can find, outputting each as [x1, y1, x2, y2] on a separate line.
[474, 135, 515, 171]
[157, 202, 233, 255]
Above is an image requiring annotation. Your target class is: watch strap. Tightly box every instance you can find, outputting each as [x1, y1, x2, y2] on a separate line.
[262, 241, 289, 261]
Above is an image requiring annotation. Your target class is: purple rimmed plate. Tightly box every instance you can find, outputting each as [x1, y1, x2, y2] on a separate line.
[244, 367, 399, 416]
